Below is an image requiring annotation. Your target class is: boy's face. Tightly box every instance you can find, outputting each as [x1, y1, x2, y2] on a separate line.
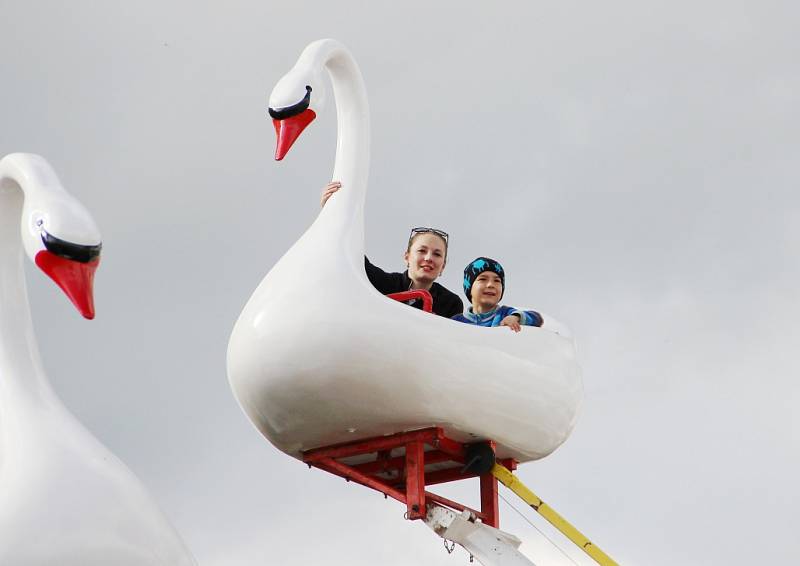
[471, 271, 503, 311]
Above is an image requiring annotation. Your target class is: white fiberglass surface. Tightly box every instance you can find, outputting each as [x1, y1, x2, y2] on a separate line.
[0, 154, 195, 565]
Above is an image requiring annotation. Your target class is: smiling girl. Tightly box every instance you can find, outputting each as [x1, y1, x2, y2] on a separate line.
[321, 181, 463, 318]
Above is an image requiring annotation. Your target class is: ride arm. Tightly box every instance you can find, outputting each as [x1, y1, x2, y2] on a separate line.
[425, 505, 536, 566]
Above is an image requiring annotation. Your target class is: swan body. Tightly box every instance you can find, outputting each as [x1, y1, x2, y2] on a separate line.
[228, 40, 582, 463]
[0, 154, 195, 565]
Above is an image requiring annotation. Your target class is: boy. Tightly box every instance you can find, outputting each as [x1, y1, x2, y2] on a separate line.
[452, 257, 543, 332]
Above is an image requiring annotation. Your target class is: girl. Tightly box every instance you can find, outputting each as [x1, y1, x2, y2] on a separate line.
[321, 181, 463, 318]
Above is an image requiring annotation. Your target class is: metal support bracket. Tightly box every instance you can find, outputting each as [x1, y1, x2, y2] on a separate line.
[424, 504, 537, 566]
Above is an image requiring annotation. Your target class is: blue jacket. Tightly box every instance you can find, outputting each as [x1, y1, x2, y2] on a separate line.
[452, 305, 543, 327]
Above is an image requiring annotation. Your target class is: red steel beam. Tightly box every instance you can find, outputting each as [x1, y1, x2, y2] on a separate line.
[314, 461, 380, 496]
[432, 434, 466, 462]
[303, 428, 441, 463]
[353, 449, 454, 476]
[304, 430, 519, 527]
[480, 472, 499, 528]
[499, 458, 518, 471]
[421, 456, 517, 489]
[422, 466, 477, 486]
[405, 441, 426, 519]
[316, 458, 406, 504]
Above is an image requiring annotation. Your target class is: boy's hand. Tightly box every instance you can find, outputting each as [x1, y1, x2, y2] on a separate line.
[500, 315, 522, 332]
[321, 181, 341, 207]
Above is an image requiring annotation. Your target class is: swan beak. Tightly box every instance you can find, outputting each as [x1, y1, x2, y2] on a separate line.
[35, 251, 99, 319]
[273, 108, 316, 160]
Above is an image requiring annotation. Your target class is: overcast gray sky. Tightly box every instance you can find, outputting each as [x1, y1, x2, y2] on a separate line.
[2, 1, 798, 564]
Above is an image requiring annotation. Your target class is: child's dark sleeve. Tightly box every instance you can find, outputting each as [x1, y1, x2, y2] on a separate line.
[511, 308, 543, 327]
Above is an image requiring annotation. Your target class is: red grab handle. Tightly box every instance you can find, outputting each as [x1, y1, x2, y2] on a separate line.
[386, 290, 433, 313]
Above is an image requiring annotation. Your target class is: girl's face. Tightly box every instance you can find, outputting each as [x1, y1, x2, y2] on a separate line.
[404, 232, 447, 287]
[470, 271, 503, 312]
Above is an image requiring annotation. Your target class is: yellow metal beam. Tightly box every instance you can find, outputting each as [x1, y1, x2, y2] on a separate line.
[491, 463, 618, 566]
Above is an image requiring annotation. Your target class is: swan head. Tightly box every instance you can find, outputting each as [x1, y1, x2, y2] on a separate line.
[16, 158, 102, 320]
[268, 66, 328, 160]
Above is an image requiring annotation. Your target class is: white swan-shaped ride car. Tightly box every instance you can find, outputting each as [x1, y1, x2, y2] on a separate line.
[227, 40, 582, 465]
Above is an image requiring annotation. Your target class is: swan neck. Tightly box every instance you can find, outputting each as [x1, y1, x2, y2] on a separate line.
[303, 42, 369, 263]
[327, 49, 369, 200]
[0, 173, 49, 397]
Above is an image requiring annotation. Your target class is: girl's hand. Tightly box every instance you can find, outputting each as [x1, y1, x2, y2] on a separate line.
[500, 315, 522, 332]
[321, 181, 341, 207]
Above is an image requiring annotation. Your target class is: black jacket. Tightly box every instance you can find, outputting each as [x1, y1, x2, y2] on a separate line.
[365, 257, 464, 318]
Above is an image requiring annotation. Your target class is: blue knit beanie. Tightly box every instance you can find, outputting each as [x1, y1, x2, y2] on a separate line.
[463, 257, 505, 301]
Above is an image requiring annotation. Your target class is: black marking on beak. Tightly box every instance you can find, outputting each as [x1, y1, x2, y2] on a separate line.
[268, 86, 312, 120]
[41, 230, 102, 263]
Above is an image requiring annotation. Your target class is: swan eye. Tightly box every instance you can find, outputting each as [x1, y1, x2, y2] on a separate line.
[35, 218, 44, 227]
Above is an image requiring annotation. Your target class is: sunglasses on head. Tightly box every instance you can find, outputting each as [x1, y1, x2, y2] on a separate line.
[409, 227, 449, 245]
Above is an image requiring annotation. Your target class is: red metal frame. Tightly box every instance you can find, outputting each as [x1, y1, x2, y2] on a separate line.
[302, 427, 517, 528]
[386, 289, 433, 313]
